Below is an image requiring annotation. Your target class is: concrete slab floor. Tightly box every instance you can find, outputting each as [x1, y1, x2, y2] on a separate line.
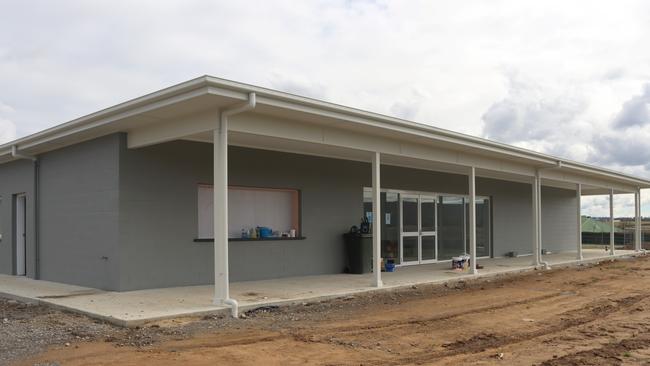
[0, 249, 640, 327]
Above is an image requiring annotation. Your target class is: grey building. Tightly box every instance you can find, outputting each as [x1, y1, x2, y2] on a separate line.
[0, 76, 647, 312]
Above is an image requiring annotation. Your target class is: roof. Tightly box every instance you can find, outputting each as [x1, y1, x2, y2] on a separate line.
[1, 75, 649, 189]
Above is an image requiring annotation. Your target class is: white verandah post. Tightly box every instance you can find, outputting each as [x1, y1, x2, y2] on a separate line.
[371, 152, 383, 287]
[532, 172, 541, 266]
[635, 188, 642, 252]
[213, 117, 229, 304]
[577, 183, 583, 260]
[610, 189, 615, 256]
[468, 166, 477, 274]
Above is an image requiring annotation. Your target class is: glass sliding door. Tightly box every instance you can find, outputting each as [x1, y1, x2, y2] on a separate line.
[420, 196, 437, 262]
[400, 194, 437, 265]
[364, 188, 490, 266]
[465, 197, 492, 258]
[475, 198, 491, 257]
[401, 195, 420, 264]
[381, 192, 401, 264]
[438, 196, 466, 260]
[363, 189, 402, 264]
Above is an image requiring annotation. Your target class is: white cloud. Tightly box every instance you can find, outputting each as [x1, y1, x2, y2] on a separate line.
[1, 0, 650, 215]
[0, 102, 16, 144]
[482, 70, 588, 147]
[612, 83, 650, 129]
[0, 117, 16, 144]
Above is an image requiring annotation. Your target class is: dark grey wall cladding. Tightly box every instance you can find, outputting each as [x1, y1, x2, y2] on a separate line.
[118, 139, 578, 290]
[38, 134, 121, 290]
[479, 178, 536, 256]
[1, 131, 580, 291]
[228, 147, 369, 283]
[541, 186, 579, 252]
[118, 137, 215, 290]
[378, 166, 564, 257]
[118, 139, 369, 290]
[0, 160, 35, 276]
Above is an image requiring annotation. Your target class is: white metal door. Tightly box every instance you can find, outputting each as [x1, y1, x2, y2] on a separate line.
[15, 194, 26, 276]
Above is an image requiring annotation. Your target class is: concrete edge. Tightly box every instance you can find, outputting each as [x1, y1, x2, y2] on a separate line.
[0, 252, 643, 327]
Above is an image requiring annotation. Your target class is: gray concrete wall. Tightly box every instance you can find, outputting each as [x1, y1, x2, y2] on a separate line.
[38, 134, 121, 290]
[117, 143, 580, 289]
[541, 186, 579, 253]
[117, 140, 368, 290]
[0, 133, 580, 291]
[0, 160, 35, 277]
[478, 177, 535, 257]
[380, 166, 538, 257]
[117, 137, 215, 290]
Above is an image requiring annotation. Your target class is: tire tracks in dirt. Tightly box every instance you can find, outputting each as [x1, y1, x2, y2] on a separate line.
[292, 292, 566, 341]
[293, 293, 649, 366]
[540, 329, 650, 366]
[387, 294, 648, 365]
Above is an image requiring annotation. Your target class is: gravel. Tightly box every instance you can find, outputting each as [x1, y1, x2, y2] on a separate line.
[0, 299, 115, 365]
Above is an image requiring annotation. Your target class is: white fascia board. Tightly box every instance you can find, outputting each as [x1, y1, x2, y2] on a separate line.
[204, 77, 560, 165]
[204, 77, 650, 186]
[541, 168, 639, 193]
[0, 77, 212, 155]
[21, 87, 211, 151]
[558, 161, 650, 188]
[2, 74, 649, 189]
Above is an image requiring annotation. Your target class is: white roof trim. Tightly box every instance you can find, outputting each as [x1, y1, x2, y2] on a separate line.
[1, 75, 649, 187]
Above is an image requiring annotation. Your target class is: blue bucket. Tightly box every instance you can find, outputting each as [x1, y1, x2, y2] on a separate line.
[258, 227, 272, 238]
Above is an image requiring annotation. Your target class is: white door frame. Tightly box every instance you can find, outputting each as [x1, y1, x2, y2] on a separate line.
[399, 194, 438, 266]
[365, 187, 491, 265]
[15, 193, 26, 276]
[400, 194, 420, 265]
[419, 195, 438, 264]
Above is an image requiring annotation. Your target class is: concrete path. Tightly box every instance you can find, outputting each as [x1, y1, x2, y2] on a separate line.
[0, 249, 638, 327]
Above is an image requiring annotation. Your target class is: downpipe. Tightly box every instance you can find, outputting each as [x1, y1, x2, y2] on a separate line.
[537, 161, 563, 270]
[224, 298, 239, 318]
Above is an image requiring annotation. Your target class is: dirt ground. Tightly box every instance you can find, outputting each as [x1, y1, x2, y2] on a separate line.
[5, 255, 650, 366]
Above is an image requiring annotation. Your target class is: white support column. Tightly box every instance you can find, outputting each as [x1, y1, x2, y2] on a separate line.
[609, 189, 615, 256]
[577, 183, 583, 260]
[532, 172, 541, 266]
[635, 188, 642, 252]
[213, 117, 229, 304]
[468, 167, 477, 274]
[371, 151, 383, 287]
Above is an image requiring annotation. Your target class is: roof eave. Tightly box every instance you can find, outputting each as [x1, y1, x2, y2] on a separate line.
[1, 74, 649, 188]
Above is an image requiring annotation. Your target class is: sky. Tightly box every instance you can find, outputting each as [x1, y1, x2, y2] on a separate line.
[1, 0, 649, 217]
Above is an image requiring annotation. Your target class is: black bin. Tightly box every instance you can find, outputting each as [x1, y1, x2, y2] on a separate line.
[343, 233, 373, 274]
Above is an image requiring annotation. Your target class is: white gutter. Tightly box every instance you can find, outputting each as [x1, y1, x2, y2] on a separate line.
[215, 92, 256, 319]
[2, 75, 649, 188]
[11, 145, 36, 161]
[207, 76, 650, 186]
